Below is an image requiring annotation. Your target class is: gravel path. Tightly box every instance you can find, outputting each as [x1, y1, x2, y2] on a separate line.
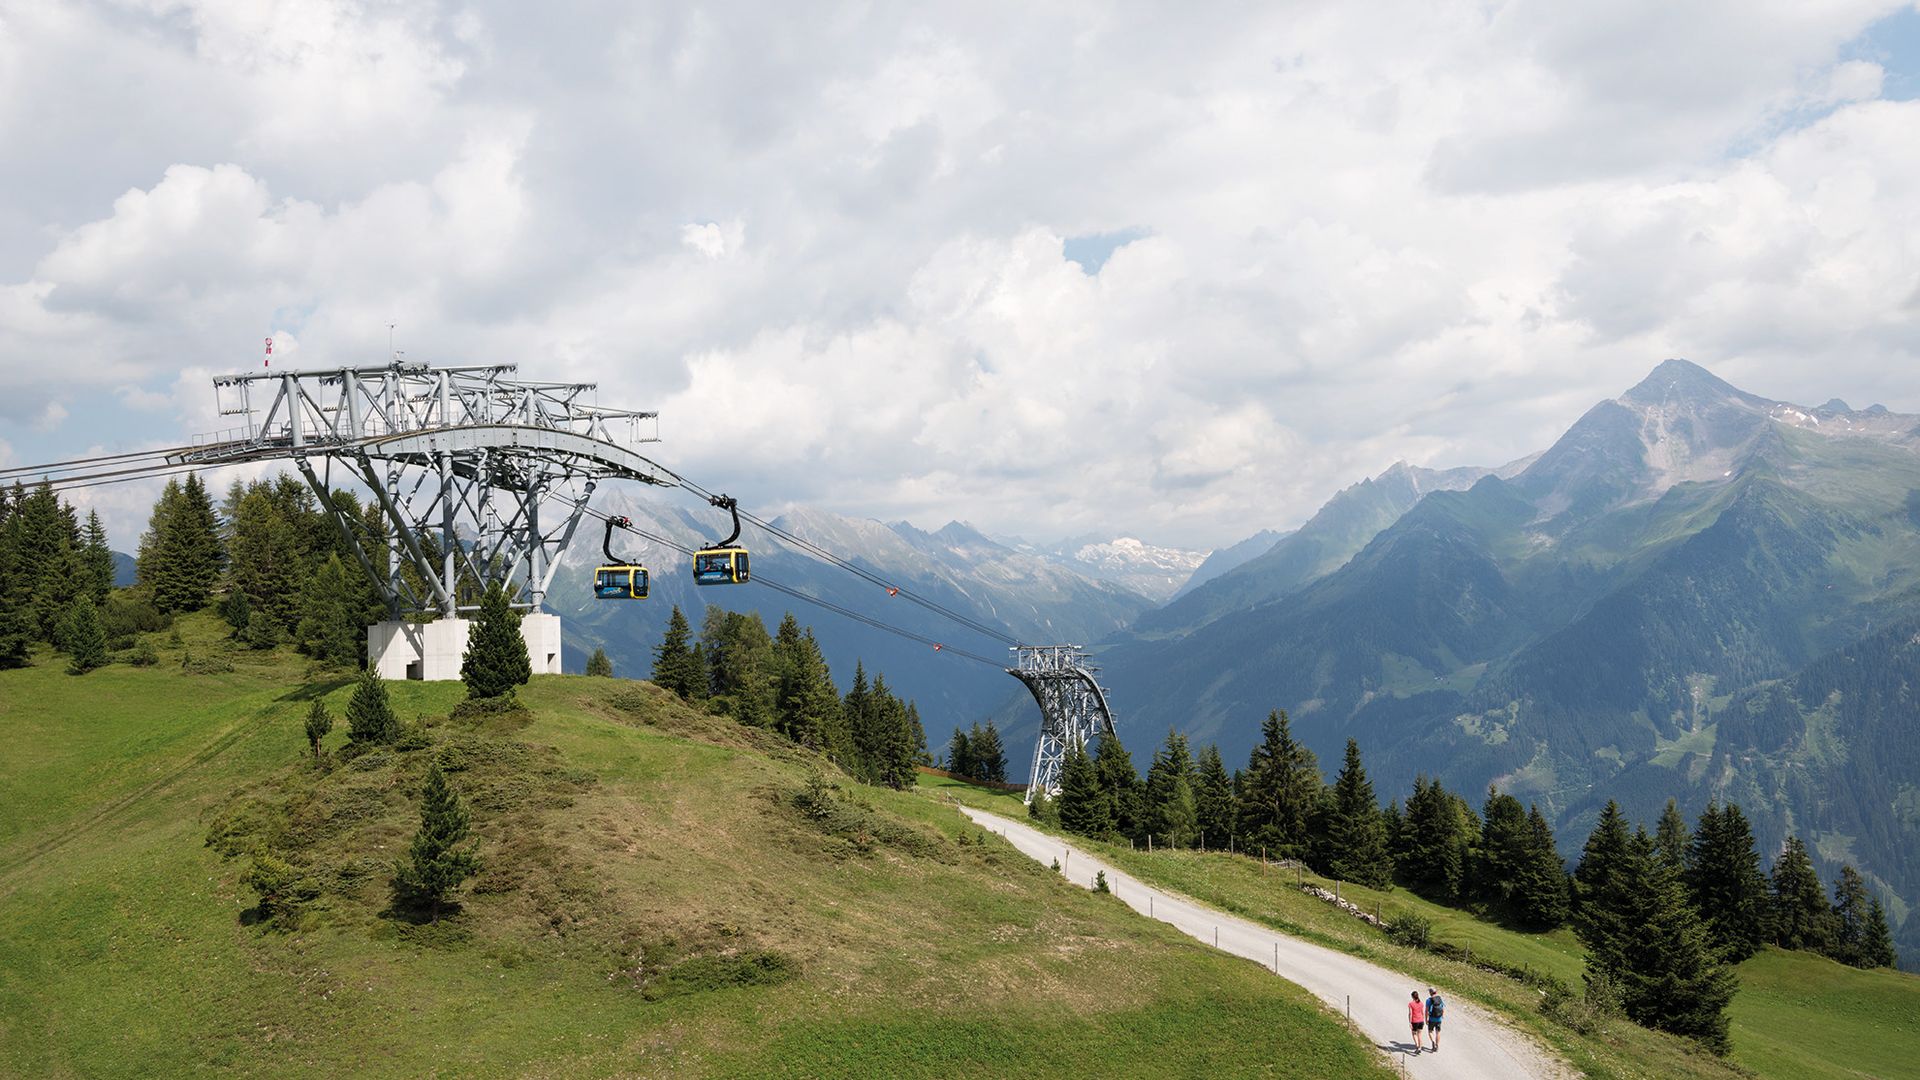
[961, 806, 1574, 1079]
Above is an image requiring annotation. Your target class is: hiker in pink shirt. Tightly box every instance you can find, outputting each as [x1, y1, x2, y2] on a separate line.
[1408, 991, 1427, 1053]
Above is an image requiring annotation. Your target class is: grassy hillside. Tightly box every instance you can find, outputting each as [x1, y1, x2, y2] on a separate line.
[0, 613, 1394, 1079]
[931, 779, 1920, 1080]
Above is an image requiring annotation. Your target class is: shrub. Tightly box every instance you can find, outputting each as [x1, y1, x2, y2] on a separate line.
[245, 852, 317, 928]
[1386, 913, 1432, 949]
[1093, 870, 1111, 894]
[128, 639, 159, 667]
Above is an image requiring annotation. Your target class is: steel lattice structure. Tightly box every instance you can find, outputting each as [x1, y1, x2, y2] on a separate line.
[1009, 645, 1117, 803]
[169, 362, 668, 617]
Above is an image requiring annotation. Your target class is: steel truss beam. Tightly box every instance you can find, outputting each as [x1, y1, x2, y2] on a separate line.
[1009, 645, 1117, 803]
[170, 362, 667, 617]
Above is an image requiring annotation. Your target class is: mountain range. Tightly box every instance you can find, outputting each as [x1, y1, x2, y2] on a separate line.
[551, 358, 1919, 968]
[1096, 359, 1920, 967]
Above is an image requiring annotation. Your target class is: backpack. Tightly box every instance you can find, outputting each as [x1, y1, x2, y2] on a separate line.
[1428, 995, 1444, 1020]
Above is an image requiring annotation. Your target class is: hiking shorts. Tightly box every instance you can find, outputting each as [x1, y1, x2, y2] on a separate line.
[1426, 1019, 1442, 1031]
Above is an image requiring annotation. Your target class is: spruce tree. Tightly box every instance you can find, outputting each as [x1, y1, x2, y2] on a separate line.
[906, 702, 930, 766]
[1517, 804, 1570, 929]
[1770, 835, 1835, 952]
[1326, 739, 1391, 887]
[1573, 801, 1633, 937]
[295, 553, 363, 668]
[1193, 744, 1236, 850]
[772, 624, 839, 750]
[1654, 798, 1690, 874]
[0, 485, 35, 666]
[345, 667, 400, 745]
[1144, 727, 1199, 848]
[62, 594, 107, 675]
[585, 648, 613, 677]
[701, 608, 774, 725]
[80, 510, 114, 602]
[1400, 776, 1476, 901]
[17, 483, 81, 641]
[304, 700, 333, 760]
[139, 472, 222, 614]
[227, 485, 303, 630]
[461, 582, 531, 699]
[946, 726, 974, 778]
[1056, 741, 1112, 838]
[391, 761, 481, 921]
[1093, 729, 1143, 842]
[867, 682, 920, 790]
[1475, 787, 1532, 912]
[1861, 897, 1899, 969]
[653, 605, 698, 696]
[220, 587, 252, 634]
[1686, 801, 1770, 962]
[1238, 709, 1320, 859]
[844, 662, 875, 777]
[1829, 865, 1882, 968]
[1608, 829, 1738, 1053]
[973, 721, 1007, 783]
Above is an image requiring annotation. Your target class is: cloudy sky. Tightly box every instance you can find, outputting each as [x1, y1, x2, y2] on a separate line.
[3, 1, 1918, 551]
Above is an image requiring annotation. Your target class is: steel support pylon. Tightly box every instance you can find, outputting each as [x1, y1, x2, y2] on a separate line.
[170, 361, 667, 617]
[1009, 645, 1117, 803]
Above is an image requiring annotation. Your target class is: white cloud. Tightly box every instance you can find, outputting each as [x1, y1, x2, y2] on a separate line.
[2, 2, 1918, 549]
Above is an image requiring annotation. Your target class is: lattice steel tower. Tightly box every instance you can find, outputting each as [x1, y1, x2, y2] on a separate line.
[172, 361, 670, 678]
[1009, 645, 1117, 803]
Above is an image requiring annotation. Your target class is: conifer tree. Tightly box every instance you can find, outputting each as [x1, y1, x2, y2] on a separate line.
[844, 662, 874, 776]
[1093, 729, 1143, 842]
[1056, 741, 1112, 838]
[1475, 787, 1531, 911]
[1829, 865, 1885, 968]
[1592, 829, 1737, 1053]
[701, 607, 774, 725]
[391, 761, 481, 921]
[1654, 798, 1690, 874]
[1238, 709, 1320, 859]
[866, 680, 920, 790]
[17, 483, 81, 641]
[304, 700, 333, 761]
[295, 553, 364, 668]
[1770, 835, 1835, 952]
[1192, 744, 1236, 850]
[62, 594, 107, 674]
[1861, 897, 1899, 970]
[973, 720, 1007, 783]
[906, 702, 930, 766]
[946, 726, 974, 778]
[585, 648, 613, 677]
[651, 606, 700, 697]
[1517, 804, 1570, 929]
[139, 474, 222, 613]
[1400, 776, 1476, 901]
[227, 485, 304, 630]
[462, 582, 531, 699]
[0, 485, 35, 666]
[80, 510, 114, 602]
[1573, 800, 1633, 932]
[1686, 801, 1770, 962]
[1144, 728, 1199, 848]
[345, 666, 400, 745]
[219, 586, 252, 634]
[772, 622, 839, 750]
[1326, 739, 1391, 886]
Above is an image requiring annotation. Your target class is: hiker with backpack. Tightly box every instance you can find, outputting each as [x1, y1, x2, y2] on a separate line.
[1425, 987, 1445, 1051]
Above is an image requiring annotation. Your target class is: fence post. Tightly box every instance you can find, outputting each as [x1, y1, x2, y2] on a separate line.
[1273, 941, 1278, 973]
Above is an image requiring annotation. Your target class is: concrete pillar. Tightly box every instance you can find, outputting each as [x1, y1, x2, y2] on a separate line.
[367, 614, 565, 680]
